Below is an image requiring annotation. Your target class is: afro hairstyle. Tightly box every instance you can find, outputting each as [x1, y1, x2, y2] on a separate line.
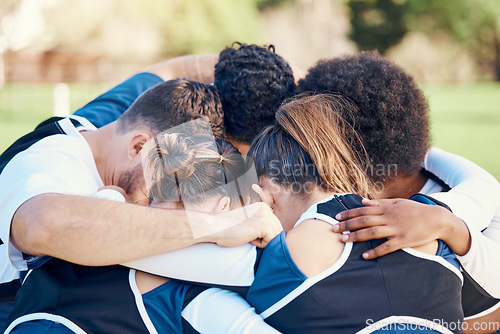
[214, 42, 295, 145]
[297, 51, 430, 183]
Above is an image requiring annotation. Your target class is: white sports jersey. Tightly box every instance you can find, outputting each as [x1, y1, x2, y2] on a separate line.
[0, 116, 100, 292]
[424, 147, 500, 298]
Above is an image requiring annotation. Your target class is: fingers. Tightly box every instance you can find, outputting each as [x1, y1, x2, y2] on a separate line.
[337, 225, 393, 243]
[362, 198, 405, 206]
[334, 206, 385, 228]
[333, 216, 383, 233]
[360, 240, 400, 259]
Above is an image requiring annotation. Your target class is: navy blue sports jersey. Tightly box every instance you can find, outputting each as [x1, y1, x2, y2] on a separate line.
[73, 72, 163, 128]
[246, 194, 464, 334]
[4, 259, 207, 333]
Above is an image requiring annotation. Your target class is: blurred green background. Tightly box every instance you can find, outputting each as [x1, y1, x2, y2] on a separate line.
[1, 82, 499, 179]
[1, 0, 499, 179]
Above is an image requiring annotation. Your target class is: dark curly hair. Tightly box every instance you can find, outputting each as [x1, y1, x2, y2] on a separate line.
[214, 42, 295, 144]
[297, 51, 430, 183]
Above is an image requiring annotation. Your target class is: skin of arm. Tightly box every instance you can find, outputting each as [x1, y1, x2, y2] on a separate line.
[144, 54, 219, 83]
[286, 219, 345, 277]
[11, 193, 281, 266]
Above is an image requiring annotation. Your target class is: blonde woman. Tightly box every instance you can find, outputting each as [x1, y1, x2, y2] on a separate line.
[4, 133, 280, 334]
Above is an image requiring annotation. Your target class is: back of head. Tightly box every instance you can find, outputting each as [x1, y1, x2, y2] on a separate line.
[116, 78, 224, 139]
[248, 93, 373, 199]
[214, 42, 295, 145]
[145, 133, 248, 209]
[297, 51, 430, 183]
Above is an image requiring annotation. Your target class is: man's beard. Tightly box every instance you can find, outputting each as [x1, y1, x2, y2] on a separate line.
[117, 164, 148, 205]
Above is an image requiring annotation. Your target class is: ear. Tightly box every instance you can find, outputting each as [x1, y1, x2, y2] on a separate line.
[251, 184, 274, 208]
[127, 132, 152, 159]
[215, 196, 231, 213]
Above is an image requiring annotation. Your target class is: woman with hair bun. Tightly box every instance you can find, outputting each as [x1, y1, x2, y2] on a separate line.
[4, 132, 280, 334]
[125, 94, 465, 333]
[145, 133, 248, 211]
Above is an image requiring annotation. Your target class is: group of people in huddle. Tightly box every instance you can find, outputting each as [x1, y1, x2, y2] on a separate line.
[0, 42, 499, 333]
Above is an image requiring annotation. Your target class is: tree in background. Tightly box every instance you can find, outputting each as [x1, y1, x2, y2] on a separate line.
[348, 0, 500, 80]
[0, 0, 50, 87]
[406, 0, 500, 81]
[348, 0, 408, 55]
[9, 0, 264, 62]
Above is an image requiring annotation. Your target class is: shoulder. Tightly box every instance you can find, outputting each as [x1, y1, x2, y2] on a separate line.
[286, 219, 345, 277]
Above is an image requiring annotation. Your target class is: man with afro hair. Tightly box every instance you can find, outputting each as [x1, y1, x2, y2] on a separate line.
[215, 43, 296, 156]
[298, 51, 500, 328]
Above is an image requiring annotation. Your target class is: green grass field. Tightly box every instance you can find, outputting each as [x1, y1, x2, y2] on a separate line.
[423, 82, 500, 180]
[1, 81, 499, 179]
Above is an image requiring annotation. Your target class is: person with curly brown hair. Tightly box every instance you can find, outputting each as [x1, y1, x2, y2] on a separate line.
[214, 43, 296, 156]
[76, 43, 300, 158]
[297, 51, 500, 331]
[297, 51, 430, 196]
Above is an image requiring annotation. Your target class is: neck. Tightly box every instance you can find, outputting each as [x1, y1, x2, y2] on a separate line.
[292, 189, 332, 224]
[375, 169, 429, 199]
[80, 123, 117, 186]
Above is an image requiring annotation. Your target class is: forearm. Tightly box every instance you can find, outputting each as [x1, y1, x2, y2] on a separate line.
[11, 194, 279, 266]
[145, 54, 218, 83]
[436, 206, 472, 256]
[11, 193, 203, 265]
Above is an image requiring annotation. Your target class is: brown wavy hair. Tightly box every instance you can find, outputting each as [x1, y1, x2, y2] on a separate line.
[248, 93, 373, 199]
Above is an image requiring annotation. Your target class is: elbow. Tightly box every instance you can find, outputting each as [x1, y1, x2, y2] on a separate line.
[20, 219, 53, 257]
[11, 198, 57, 256]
